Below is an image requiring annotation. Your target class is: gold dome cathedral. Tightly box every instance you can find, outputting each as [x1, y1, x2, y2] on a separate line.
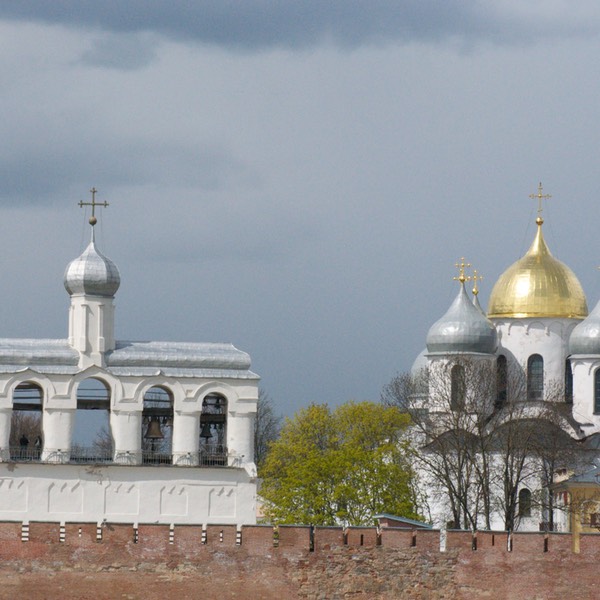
[487, 217, 588, 319]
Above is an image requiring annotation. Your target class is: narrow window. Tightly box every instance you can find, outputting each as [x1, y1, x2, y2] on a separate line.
[565, 360, 573, 405]
[518, 488, 532, 518]
[527, 355, 544, 401]
[496, 355, 507, 409]
[450, 365, 465, 410]
[594, 370, 600, 414]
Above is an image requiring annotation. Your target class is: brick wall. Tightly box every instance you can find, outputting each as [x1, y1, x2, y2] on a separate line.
[0, 522, 599, 600]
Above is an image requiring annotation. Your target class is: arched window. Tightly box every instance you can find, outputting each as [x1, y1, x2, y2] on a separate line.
[594, 370, 600, 414]
[496, 355, 508, 409]
[527, 354, 544, 401]
[142, 386, 173, 464]
[200, 393, 227, 465]
[450, 365, 465, 411]
[518, 488, 532, 517]
[11, 382, 43, 460]
[565, 360, 573, 405]
[74, 378, 111, 462]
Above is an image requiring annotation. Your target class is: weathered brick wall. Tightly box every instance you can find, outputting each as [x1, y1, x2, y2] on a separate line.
[0, 523, 598, 599]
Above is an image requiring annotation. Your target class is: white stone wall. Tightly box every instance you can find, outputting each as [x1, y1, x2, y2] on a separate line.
[571, 357, 600, 433]
[493, 318, 581, 397]
[0, 462, 257, 524]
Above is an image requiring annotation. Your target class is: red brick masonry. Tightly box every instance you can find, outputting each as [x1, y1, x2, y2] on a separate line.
[0, 523, 591, 599]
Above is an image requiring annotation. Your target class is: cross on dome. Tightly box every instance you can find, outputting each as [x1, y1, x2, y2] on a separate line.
[472, 269, 483, 296]
[529, 182, 551, 225]
[78, 187, 109, 227]
[454, 257, 471, 284]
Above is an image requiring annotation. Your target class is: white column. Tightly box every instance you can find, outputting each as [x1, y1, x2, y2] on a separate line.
[0, 408, 11, 461]
[227, 412, 254, 467]
[111, 410, 142, 465]
[172, 412, 199, 466]
[41, 409, 74, 463]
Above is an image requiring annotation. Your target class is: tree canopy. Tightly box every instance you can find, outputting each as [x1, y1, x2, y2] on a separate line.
[259, 401, 418, 526]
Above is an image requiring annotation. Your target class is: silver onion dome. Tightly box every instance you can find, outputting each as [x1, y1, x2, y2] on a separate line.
[569, 299, 600, 355]
[64, 239, 120, 297]
[426, 283, 498, 354]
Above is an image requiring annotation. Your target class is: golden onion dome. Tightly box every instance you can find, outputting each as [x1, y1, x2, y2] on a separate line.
[487, 218, 588, 319]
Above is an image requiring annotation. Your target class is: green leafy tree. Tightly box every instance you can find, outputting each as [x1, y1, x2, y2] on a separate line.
[260, 401, 419, 525]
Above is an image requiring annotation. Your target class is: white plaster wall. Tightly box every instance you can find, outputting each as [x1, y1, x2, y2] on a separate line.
[69, 295, 116, 367]
[494, 318, 581, 396]
[416, 451, 556, 532]
[0, 462, 257, 524]
[425, 353, 496, 415]
[571, 358, 600, 433]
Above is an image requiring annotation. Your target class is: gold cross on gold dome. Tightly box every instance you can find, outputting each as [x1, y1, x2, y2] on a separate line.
[529, 182, 551, 225]
[472, 269, 483, 296]
[78, 187, 109, 226]
[454, 257, 471, 284]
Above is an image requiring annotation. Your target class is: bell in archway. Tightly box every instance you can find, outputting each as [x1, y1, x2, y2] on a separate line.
[145, 417, 164, 440]
[200, 422, 212, 440]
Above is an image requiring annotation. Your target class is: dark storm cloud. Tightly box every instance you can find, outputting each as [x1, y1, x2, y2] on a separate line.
[1, 1, 597, 51]
[80, 33, 159, 70]
[0, 139, 247, 204]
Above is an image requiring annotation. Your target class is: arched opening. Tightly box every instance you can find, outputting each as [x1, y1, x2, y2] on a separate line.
[200, 393, 227, 465]
[11, 382, 43, 460]
[518, 488, 532, 517]
[594, 369, 600, 414]
[450, 365, 465, 411]
[565, 360, 573, 405]
[496, 355, 508, 409]
[142, 386, 173, 464]
[73, 378, 111, 462]
[527, 354, 544, 401]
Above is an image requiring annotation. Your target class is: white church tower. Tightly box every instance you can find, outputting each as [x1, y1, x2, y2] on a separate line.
[0, 189, 259, 525]
[65, 190, 120, 368]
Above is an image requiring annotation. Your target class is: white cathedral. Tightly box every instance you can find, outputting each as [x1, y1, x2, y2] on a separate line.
[0, 191, 259, 525]
[413, 185, 600, 532]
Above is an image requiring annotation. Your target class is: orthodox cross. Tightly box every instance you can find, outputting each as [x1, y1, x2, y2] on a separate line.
[78, 187, 109, 226]
[529, 182, 551, 224]
[454, 257, 471, 284]
[472, 269, 483, 296]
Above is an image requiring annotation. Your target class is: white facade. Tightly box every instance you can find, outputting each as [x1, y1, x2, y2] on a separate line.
[0, 463, 256, 525]
[495, 318, 580, 396]
[0, 216, 259, 525]
[415, 212, 600, 532]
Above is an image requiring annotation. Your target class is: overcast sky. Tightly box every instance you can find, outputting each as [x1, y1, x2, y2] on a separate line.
[2, 2, 600, 417]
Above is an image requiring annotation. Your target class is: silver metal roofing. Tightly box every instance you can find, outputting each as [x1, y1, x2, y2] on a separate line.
[64, 239, 120, 297]
[569, 298, 600, 355]
[107, 341, 251, 370]
[0, 339, 79, 366]
[0, 339, 256, 379]
[108, 367, 259, 380]
[426, 283, 498, 355]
